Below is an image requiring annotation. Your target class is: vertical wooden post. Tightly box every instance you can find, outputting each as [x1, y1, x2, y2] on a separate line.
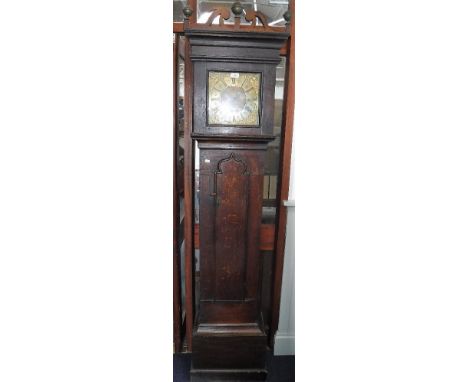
[183, 37, 195, 351]
[188, 0, 197, 26]
[173, 33, 182, 353]
[270, 0, 295, 348]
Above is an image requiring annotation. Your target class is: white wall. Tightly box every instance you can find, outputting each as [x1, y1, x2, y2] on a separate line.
[274, 135, 295, 356]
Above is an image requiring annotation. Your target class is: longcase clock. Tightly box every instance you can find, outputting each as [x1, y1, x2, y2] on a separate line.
[183, 4, 289, 381]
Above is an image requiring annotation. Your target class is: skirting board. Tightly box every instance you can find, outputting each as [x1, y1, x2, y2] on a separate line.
[273, 332, 295, 356]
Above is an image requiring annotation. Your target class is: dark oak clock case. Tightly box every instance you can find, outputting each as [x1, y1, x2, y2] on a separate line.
[187, 28, 288, 381]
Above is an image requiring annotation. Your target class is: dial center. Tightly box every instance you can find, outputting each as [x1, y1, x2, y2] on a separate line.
[220, 86, 246, 113]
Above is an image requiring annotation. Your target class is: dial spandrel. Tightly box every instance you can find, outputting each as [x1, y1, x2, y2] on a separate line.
[208, 71, 261, 126]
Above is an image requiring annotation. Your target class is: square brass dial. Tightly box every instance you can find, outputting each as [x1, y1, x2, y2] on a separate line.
[207, 71, 261, 126]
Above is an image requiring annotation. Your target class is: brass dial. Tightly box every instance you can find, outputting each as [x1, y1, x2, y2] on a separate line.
[208, 71, 261, 126]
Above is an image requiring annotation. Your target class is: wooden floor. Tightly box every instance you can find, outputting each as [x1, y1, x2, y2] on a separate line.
[173, 352, 294, 382]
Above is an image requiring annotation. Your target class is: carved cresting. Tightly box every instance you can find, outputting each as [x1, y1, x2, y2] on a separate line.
[204, 2, 276, 31]
[213, 153, 249, 301]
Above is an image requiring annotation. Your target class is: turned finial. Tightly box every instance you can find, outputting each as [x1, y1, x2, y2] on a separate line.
[231, 2, 244, 17]
[183, 5, 193, 19]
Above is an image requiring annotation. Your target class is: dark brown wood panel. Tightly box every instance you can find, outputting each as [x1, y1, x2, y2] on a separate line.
[199, 300, 257, 324]
[192, 333, 267, 370]
[194, 223, 275, 251]
[198, 146, 266, 316]
[214, 154, 249, 300]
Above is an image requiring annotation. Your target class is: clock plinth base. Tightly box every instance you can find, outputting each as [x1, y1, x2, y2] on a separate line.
[191, 368, 267, 382]
[191, 324, 268, 381]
